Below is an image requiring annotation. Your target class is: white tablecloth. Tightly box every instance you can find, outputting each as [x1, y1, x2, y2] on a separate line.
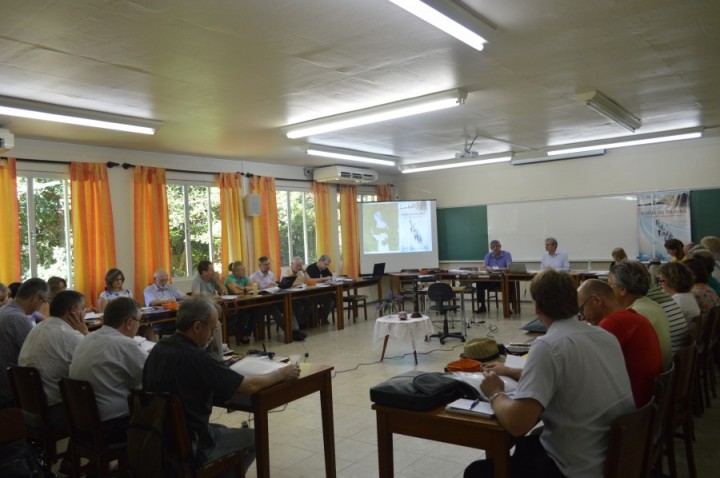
[373, 314, 435, 351]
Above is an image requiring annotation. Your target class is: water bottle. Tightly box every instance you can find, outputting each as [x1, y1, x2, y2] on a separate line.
[587, 260, 592, 271]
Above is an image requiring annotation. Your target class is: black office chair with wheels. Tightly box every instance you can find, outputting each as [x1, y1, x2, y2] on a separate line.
[427, 282, 464, 344]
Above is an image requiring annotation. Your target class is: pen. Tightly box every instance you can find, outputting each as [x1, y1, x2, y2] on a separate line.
[469, 399, 481, 410]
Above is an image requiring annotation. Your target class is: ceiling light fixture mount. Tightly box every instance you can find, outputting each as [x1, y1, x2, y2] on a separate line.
[387, 0, 492, 52]
[0, 96, 161, 135]
[306, 145, 398, 167]
[284, 88, 467, 139]
[577, 90, 641, 133]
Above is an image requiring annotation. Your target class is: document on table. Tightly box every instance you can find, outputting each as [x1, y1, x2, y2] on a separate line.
[445, 398, 495, 417]
[230, 356, 287, 376]
[450, 372, 518, 400]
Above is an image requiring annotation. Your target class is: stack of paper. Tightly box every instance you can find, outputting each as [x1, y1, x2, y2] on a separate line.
[230, 356, 287, 376]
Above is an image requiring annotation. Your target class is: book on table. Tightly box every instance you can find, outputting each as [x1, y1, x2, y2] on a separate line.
[445, 398, 495, 417]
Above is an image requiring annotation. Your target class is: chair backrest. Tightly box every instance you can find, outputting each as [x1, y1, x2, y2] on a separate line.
[428, 282, 454, 303]
[687, 315, 703, 344]
[604, 400, 656, 478]
[7, 366, 50, 421]
[699, 306, 720, 353]
[650, 362, 676, 463]
[58, 378, 106, 451]
[670, 343, 698, 414]
[0, 407, 26, 443]
[400, 269, 420, 273]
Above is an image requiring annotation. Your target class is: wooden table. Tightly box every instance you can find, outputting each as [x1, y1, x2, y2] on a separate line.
[226, 364, 336, 478]
[373, 403, 513, 478]
[373, 314, 434, 364]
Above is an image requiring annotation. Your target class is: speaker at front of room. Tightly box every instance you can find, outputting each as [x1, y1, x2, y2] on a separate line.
[244, 194, 261, 216]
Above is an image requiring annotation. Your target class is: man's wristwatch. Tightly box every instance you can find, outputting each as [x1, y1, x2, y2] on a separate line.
[488, 391, 509, 404]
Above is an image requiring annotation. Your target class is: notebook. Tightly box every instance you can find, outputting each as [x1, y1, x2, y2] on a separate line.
[445, 398, 495, 417]
[508, 263, 528, 273]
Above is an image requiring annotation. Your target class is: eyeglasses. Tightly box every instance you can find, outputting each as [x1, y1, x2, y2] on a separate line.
[578, 295, 594, 320]
[36, 294, 48, 304]
[113, 277, 125, 282]
[656, 278, 666, 285]
[130, 317, 143, 324]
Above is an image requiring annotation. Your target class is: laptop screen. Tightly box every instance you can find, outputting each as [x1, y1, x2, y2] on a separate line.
[277, 275, 297, 289]
[372, 263, 386, 277]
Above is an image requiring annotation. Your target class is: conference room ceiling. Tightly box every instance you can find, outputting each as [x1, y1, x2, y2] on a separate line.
[1, 0, 718, 172]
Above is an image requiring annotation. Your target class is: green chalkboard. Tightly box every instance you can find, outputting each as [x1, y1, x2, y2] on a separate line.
[438, 205, 488, 260]
[691, 188, 720, 240]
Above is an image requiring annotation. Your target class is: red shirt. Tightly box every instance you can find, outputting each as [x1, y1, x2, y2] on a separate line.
[599, 309, 663, 407]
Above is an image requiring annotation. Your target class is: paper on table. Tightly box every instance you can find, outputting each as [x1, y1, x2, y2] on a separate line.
[505, 354, 527, 369]
[230, 356, 287, 376]
[84, 312, 102, 320]
[445, 398, 495, 417]
[133, 336, 155, 351]
[450, 372, 518, 400]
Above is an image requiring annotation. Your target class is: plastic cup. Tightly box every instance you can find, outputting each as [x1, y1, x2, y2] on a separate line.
[289, 354, 301, 365]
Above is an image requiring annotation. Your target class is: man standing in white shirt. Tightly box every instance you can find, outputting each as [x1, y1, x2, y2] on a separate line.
[70, 297, 148, 442]
[539, 237, 570, 271]
[18, 290, 89, 427]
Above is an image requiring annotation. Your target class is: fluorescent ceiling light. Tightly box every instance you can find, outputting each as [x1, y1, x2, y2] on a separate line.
[306, 145, 398, 167]
[285, 89, 466, 139]
[0, 96, 161, 135]
[547, 128, 703, 156]
[576, 91, 641, 132]
[511, 149, 605, 166]
[401, 154, 510, 173]
[387, 0, 490, 51]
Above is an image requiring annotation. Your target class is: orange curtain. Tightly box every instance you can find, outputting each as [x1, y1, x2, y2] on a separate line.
[133, 166, 170, 299]
[70, 162, 117, 308]
[311, 181, 333, 259]
[339, 185, 360, 277]
[219, 173, 248, 269]
[0, 158, 21, 281]
[250, 176, 281, 277]
[377, 184, 393, 201]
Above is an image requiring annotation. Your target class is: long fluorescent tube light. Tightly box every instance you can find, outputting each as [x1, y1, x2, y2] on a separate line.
[401, 154, 511, 173]
[0, 96, 161, 135]
[285, 88, 466, 139]
[511, 149, 605, 166]
[306, 145, 397, 167]
[547, 128, 704, 156]
[576, 91, 641, 132]
[387, 0, 490, 51]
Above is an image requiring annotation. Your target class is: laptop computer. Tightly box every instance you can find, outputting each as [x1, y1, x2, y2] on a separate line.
[361, 262, 386, 278]
[508, 263, 528, 273]
[277, 275, 297, 289]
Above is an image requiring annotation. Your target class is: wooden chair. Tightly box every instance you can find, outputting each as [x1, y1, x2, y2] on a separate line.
[604, 400, 656, 478]
[697, 306, 720, 408]
[663, 343, 699, 478]
[59, 378, 128, 477]
[0, 407, 39, 475]
[127, 390, 245, 477]
[6, 365, 68, 466]
[343, 285, 369, 323]
[650, 363, 676, 475]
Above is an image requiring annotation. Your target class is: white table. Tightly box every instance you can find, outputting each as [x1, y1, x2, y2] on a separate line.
[373, 314, 435, 364]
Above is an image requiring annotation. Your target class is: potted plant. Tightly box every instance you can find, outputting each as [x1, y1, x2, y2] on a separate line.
[376, 291, 405, 317]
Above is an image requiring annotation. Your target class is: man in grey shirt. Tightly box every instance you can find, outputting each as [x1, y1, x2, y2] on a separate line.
[0, 278, 48, 407]
[191, 260, 226, 296]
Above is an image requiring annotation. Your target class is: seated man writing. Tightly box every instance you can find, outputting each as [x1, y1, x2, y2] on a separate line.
[465, 269, 634, 478]
[142, 295, 299, 473]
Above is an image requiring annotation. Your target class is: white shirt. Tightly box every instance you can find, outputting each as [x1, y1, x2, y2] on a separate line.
[280, 266, 306, 286]
[672, 292, 701, 322]
[143, 283, 185, 306]
[249, 269, 277, 289]
[18, 317, 84, 406]
[540, 250, 570, 270]
[69, 326, 148, 421]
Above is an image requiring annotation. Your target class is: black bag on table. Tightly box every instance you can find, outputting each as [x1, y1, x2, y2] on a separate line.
[369, 370, 480, 411]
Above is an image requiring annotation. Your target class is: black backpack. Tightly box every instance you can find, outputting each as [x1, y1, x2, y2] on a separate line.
[126, 392, 186, 477]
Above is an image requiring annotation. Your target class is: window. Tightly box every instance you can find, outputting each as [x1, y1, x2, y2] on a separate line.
[17, 175, 72, 282]
[167, 183, 221, 277]
[276, 189, 316, 266]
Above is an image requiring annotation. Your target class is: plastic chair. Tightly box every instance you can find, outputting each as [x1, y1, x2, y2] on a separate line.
[59, 378, 128, 477]
[604, 400, 656, 478]
[127, 390, 245, 477]
[6, 365, 68, 466]
[663, 343, 699, 478]
[427, 282, 464, 344]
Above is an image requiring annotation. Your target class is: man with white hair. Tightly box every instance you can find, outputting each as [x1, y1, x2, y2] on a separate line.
[144, 269, 185, 306]
[281, 256, 312, 328]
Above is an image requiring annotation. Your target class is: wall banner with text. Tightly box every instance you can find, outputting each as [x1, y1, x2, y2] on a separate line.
[637, 190, 691, 261]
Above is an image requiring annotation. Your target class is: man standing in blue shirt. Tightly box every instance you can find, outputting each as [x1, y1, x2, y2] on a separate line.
[475, 240, 512, 313]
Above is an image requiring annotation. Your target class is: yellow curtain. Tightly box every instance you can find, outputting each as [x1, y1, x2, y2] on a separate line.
[250, 176, 281, 277]
[133, 166, 171, 299]
[219, 173, 248, 269]
[339, 185, 360, 277]
[0, 158, 21, 281]
[70, 162, 117, 308]
[311, 181, 333, 258]
[377, 184, 393, 201]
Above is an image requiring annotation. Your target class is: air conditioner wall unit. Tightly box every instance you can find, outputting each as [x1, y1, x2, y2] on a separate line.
[0, 128, 14, 153]
[313, 165, 378, 184]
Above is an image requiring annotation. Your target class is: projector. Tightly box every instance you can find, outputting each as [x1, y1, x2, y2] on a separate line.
[455, 151, 479, 159]
[0, 128, 14, 153]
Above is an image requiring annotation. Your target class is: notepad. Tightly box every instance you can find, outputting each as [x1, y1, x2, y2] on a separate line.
[230, 356, 287, 376]
[445, 398, 495, 417]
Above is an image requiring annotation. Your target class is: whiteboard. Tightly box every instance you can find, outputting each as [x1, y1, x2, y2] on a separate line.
[487, 196, 639, 262]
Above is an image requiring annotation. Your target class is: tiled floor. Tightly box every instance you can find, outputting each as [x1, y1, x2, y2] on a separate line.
[218, 301, 720, 478]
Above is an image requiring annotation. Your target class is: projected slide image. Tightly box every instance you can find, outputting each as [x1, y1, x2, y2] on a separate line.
[362, 201, 433, 254]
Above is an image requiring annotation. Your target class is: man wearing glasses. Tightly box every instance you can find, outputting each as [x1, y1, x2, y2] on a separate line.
[143, 295, 300, 474]
[70, 297, 148, 441]
[577, 279, 662, 407]
[0, 278, 50, 408]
